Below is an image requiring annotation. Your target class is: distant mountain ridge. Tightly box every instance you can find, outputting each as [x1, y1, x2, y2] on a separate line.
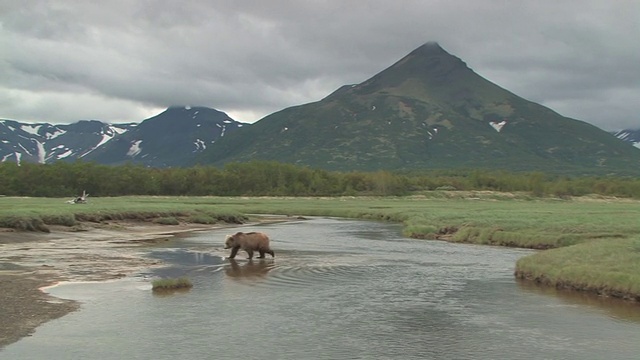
[195, 42, 640, 175]
[82, 106, 246, 167]
[0, 106, 246, 167]
[3, 42, 640, 175]
[0, 119, 136, 164]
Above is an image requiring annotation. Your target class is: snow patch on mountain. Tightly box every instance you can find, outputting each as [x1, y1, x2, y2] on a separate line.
[33, 139, 45, 163]
[21, 124, 41, 136]
[613, 129, 640, 149]
[18, 143, 31, 156]
[80, 126, 130, 158]
[194, 139, 206, 151]
[216, 123, 229, 137]
[46, 129, 66, 139]
[111, 125, 130, 135]
[127, 140, 142, 157]
[95, 132, 114, 148]
[57, 149, 73, 159]
[490, 121, 507, 132]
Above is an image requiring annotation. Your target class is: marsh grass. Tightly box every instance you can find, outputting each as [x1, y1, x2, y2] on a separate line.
[40, 214, 77, 227]
[1, 195, 638, 248]
[188, 214, 217, 224]
[197, 209, 248, 224]
[0, 197, 248, 231]
[515, 237, 640, 300]
[151, 277, 193, 292]
[0, 215, 50, 232]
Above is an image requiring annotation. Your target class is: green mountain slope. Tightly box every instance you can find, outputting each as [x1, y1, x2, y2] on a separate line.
[197, 42, 640, 174]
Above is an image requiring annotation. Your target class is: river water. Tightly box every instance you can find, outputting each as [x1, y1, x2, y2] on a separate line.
[3, 218, 640, 359]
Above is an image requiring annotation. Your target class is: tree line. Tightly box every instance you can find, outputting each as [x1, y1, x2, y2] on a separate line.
[0, 160, 639, 198]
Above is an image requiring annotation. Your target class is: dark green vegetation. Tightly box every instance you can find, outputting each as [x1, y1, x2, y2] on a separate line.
[1, 195, 639, 301]
[196, 42, 640, 175]
[2, 160, 640, 199]
[151, 277, 193, 292]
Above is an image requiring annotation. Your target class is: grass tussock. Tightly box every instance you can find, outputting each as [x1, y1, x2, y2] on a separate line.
[151, 277, 193, 292]
[75, 210, 191, 223]
[41, 214, 77, 227]
[198, 210, 248, 224]
[0, 215, 50, 232]
[188, 214, 217, 224]
[154, 216, 180, 225]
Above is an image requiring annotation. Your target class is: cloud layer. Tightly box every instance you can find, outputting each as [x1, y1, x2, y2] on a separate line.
[2, 0, 638, 130]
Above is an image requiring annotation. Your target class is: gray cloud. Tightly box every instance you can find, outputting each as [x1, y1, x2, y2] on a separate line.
[1, 0, 638, 130]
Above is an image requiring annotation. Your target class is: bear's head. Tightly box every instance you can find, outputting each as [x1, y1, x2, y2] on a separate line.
[224, 233, 241, 249]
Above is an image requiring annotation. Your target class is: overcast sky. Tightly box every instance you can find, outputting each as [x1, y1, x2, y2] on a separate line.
[1, 1, 638, 130]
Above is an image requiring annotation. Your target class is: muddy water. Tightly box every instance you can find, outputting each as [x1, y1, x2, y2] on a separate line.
[3, 218, 640, 359]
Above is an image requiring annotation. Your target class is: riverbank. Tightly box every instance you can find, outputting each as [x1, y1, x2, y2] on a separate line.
[0, 218, 286, 349]
[513, 236, 640, 302]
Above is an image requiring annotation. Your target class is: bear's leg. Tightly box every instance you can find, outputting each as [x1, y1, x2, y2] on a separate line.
[245, 248, 254, 259]
[258, 250, 265, 258]
[229, 246, 240, 259]
[267, 250, 275, 257]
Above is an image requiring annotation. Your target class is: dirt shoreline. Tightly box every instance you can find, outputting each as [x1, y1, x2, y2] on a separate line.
[0, 219, 280, 349]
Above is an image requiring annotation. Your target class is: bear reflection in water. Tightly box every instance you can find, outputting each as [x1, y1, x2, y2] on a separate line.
[225, 259, 273, 279]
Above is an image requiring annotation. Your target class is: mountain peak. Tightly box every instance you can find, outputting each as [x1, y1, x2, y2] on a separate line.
[350, 41, 471, 94]
[403, 42, 467, 70]
[411, 41, 446, 55]
[198, 42, 640, 174]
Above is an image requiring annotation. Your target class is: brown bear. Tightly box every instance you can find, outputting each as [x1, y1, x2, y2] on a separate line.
[224, 231, 275, 259]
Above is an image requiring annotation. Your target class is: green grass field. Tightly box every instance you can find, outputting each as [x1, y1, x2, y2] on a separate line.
[1, 193, 639, 300]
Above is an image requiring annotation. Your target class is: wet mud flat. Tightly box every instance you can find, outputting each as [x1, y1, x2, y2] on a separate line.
[0, 220, 241, 348]
[0, 272, 79, 347]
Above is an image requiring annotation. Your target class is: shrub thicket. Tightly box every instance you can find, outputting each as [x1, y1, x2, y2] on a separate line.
[1, 160, 639, 198]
